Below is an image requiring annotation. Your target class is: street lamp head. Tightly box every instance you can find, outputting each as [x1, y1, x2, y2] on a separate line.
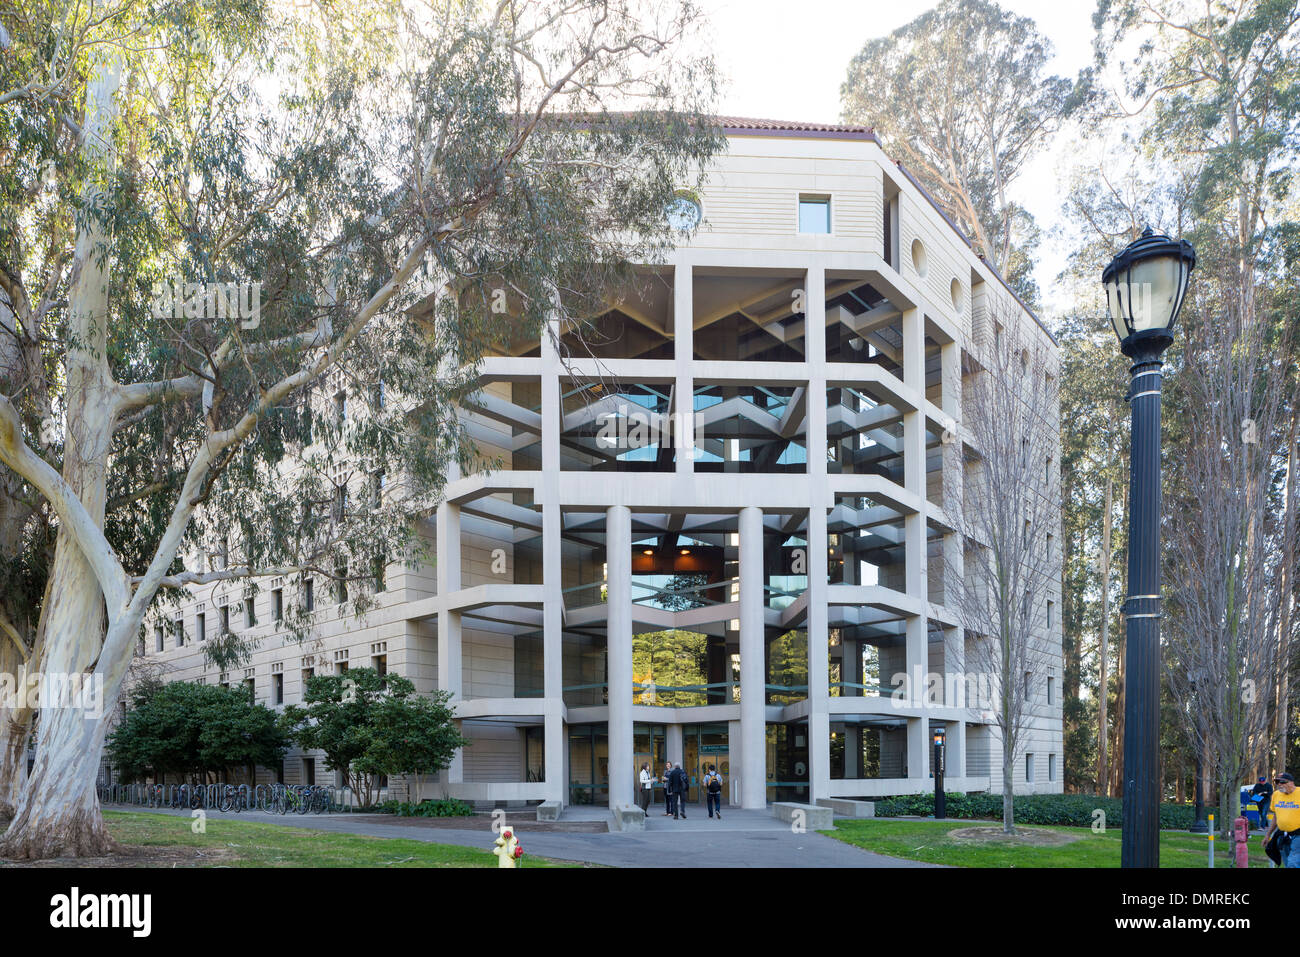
[1101, 226, 1196, 357]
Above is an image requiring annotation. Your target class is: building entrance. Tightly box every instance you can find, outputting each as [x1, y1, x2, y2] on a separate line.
[682, 723, 729, 805]
[568, 724, 608, 805]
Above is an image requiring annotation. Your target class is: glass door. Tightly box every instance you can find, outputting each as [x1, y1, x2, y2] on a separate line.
[685, 723, 729, 806]
[633, 723, 668, 803]
[568, 724, 609, 805]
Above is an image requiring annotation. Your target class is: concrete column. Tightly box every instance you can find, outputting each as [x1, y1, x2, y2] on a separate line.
[902, 306, 925, 394]
[807, 504, 831, 803]
[540, 316, 565, 803]
[844, 639, 862, 690]
[739, 505, 767, 808]
[438, 611, 463, 787]
[845, 725, 863, 778]
[436, 502, 464, 785]
[949, 720, 967, 779]
[907, 711, 929, 782]
[542, 501, 565, 804]
[606, 505, 634, 809]
[727, 719, 743, 807]
[803, 265, 831, 803]
[668, 724, 684, 767]
[674, 263, 694, 475]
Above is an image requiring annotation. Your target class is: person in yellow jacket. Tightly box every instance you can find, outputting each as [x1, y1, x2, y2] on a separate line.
[1265, 773, 1300, 868]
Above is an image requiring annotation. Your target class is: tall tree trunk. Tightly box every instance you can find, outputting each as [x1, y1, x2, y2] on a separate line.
[1272, 409, 1298, 768]
[1003, 749, 1014, 834]
[0, 53, 121, 858]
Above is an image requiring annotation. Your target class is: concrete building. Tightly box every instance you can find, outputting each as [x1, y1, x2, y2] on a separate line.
[140, 117, 1063, 811]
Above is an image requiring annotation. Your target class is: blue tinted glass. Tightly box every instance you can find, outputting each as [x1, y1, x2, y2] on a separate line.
[799, 199, 830, 233]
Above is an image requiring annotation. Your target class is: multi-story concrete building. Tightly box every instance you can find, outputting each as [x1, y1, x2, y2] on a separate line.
[140, 117, 1062, 811]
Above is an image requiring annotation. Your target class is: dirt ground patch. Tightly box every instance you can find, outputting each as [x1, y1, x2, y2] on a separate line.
[947, 825, 1081, 847]
[0, 842, 238, 868]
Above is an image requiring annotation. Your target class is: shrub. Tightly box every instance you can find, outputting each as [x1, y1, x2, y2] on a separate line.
[376, 798, 475, 818]
[871, 792, 1195, 829]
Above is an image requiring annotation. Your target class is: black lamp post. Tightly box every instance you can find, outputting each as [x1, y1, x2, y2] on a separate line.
[1102, 226, 1196, 869]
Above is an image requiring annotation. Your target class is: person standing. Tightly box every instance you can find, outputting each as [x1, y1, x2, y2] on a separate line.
[1264, 773, 1300, 867]
[662, 762, 675, 817]
[638, 763, 654, 813]
[1250, 776, 1274, 827]
[704, 764, 723, 819]
[707, 764, 728, 816]
[670, 762, 689, 819]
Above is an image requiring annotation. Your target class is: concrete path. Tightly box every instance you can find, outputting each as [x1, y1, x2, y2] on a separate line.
[106, 804, 934, 868]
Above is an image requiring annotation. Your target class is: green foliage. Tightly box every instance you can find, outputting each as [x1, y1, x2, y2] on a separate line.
[841, 0, 1082, 304]
[375, 798, 475, 818]
[106, 678, 287, 782]
[631, 629, 709, 705]
[872, 791, 1196, 829]
[283, 667, 467, 806]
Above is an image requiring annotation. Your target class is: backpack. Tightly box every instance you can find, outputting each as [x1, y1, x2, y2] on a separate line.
[707, 772, 722, 794]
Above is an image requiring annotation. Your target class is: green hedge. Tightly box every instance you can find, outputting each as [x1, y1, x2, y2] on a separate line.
[375, 798, 476, 818]
[871, 792, 1195, 829]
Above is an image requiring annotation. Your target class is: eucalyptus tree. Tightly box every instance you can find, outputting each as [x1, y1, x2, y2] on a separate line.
[0, 0, 721, 858]
[840, 0, 1080, 305]
[1095, 0, 1300, 849]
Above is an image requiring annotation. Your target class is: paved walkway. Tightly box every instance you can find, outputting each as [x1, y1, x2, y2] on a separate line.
[106, 804, 934, 868]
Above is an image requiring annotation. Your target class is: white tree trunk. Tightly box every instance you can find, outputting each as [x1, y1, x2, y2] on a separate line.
[0, 53, 120, 856]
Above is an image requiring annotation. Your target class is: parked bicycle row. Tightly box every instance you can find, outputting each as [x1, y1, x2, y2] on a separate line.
[98, 782, 346, 814]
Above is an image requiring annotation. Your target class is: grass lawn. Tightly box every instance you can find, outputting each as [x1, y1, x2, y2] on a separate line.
[822, 818, 1274, 868]
[93, 811, 581, 867]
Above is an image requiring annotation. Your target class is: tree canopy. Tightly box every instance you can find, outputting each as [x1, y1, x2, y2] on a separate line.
[106, 678, 287, 782]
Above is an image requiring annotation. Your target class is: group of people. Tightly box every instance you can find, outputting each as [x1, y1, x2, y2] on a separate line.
[1254, 772, 1300, 867]
[638, 762, 725, 820]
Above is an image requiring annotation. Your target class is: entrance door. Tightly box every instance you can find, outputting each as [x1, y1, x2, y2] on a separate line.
[568, 724, 609, 805]
[634, 723, 667, 804]
[685, 723, 729, 807]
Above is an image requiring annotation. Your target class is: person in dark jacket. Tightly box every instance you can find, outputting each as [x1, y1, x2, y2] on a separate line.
[1250, 776, 1274, 827]
[670, 763, 689, 819]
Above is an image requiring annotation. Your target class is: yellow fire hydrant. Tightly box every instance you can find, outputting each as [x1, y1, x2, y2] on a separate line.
[493, 825, 524, 868]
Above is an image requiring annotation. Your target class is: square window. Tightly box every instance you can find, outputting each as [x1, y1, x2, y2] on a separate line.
[798, 196, 831, 234]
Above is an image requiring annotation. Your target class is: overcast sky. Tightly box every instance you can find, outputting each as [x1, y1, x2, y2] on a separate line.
[698, 0, 1104, 318]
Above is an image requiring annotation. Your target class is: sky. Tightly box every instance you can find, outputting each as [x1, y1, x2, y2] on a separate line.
[696, 0, 1105, 318]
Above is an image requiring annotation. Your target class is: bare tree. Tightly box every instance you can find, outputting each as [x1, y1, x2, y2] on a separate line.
[946, 301, 1060, 833]
[1164, 308, 1297, 861]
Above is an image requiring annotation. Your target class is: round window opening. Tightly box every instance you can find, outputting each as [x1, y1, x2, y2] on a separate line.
[667, 191, 703, 232]
[950, 278, 963, 311]
[911, 239, 928, 278]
